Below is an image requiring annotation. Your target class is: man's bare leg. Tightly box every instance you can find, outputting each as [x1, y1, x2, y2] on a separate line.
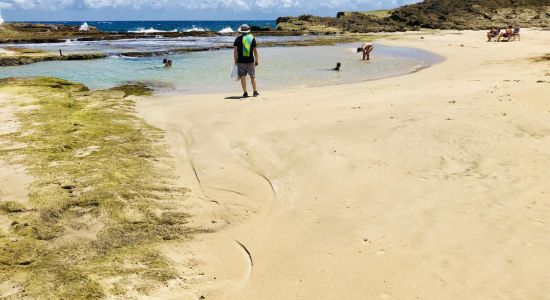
[251, 76, 257, 92]
[240, 76, 247, 93]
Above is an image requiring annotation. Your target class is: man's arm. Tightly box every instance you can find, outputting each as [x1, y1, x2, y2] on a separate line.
[234, 47, 238, 65]
[253, 47, 259, 66]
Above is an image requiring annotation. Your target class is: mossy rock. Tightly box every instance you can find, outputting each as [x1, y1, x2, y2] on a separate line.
[109, 82, 154, 97]
[0, 201, 26, 213]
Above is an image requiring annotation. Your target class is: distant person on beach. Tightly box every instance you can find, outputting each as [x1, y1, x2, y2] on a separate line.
[357, 43, 374, 60]
[498, 26, 514, 42]
[234, 24, 259, 98]
[333, 62, 342, 71]
[487, 28, 500, 42]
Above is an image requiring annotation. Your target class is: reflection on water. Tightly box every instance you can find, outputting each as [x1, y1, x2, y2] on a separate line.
[0, 44, 443, 94]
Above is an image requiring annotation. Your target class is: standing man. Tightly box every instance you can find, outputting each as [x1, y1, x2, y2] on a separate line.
[357, 42, 374, 61]
[234, 24, 259, 98]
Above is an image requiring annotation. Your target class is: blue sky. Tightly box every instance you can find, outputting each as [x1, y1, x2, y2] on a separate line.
[0, 0, 421, 21]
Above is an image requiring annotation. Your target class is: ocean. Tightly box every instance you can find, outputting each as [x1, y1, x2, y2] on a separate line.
[26, 20, 277, 33]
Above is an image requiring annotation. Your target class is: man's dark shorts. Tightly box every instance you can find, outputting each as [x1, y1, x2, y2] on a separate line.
[237, 63, 255, 78]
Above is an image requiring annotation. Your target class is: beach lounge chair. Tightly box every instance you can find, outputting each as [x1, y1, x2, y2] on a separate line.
[512, 28, 520, 41]
[487, 29, 500, 42]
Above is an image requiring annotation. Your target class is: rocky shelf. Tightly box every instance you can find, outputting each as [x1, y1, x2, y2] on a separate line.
[0, 23, 301, 44]
[276, 0, 550, 33]
[0, 48, 107, 66]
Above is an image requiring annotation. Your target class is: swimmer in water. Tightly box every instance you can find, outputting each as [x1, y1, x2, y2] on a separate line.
[333, 62, 342, 71]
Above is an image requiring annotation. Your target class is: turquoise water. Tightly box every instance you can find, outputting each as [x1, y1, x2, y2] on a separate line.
[0, 44, 443, 94]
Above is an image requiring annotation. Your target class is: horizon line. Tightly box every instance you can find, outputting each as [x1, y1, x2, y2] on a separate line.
[3, 19, 279, 22]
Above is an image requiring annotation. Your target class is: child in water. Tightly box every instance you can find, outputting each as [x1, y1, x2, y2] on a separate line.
[163, 59, 172, 68]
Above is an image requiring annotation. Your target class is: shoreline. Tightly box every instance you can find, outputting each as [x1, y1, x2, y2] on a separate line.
[1, 40, 444, 95]
[137, 29, 550, 299]
[150, 47, 445, 98]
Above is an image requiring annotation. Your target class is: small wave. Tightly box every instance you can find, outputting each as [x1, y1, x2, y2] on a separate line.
[119, 55, 140, 59]
[218, 26, 234, 33]
[185, 25, 207, 32]
[129, 27, 178, 33]
[79, 22, 90, 31]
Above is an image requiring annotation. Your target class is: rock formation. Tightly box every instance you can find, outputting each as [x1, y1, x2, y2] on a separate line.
[276, 0, 550, 33]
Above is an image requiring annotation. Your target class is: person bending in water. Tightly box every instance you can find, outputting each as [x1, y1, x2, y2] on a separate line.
[333, 62, 342, 71]
[357, 43, 374, 60]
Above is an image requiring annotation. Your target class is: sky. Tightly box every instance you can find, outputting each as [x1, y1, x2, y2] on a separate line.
[0, 0, 422, 21]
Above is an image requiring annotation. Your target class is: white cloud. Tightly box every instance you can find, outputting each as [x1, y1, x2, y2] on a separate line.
[9, 0, 73, 10]
[0, 0, 420, 11]
[0, 2, 13, 9]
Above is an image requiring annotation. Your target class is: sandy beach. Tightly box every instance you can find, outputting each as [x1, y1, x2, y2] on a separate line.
[136, 29, 550, 299]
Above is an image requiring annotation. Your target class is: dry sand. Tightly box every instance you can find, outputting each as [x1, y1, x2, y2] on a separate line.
[138, 29, 550, 299]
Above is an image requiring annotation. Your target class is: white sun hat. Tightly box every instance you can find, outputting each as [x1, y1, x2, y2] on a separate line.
[238, 24, 251, 33]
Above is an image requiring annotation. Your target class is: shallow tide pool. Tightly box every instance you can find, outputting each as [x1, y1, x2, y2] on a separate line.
[0, 43, 444, 94]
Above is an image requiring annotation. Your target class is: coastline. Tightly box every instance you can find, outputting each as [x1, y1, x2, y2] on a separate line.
[137, 29, 550, 299]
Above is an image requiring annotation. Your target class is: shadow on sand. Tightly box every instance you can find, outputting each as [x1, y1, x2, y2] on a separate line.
[224, 96, 247, 100]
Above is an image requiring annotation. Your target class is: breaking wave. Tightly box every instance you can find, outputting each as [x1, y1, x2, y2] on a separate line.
[129, 27, 178, 33]
[184, 25, 207, 32]
[218, 26, 234, 33]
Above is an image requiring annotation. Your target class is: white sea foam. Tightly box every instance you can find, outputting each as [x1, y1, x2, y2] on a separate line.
[185, 25, 207, 32]
[79, 22, 90, 31]
[130, 27, 178, 33]
[0, 10, 4, 25]
[219, 26, 234, 33]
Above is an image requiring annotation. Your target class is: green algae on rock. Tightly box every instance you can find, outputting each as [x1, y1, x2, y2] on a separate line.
[0, 77, 205, 298]
[109, 82, 154, 97]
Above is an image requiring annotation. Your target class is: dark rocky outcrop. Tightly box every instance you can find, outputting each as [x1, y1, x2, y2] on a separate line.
[390, 0, 550, 30]
[277, 0, 550, 33]
[0, 52, 107, 67]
